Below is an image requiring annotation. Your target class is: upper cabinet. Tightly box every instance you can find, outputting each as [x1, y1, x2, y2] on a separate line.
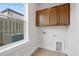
[49, 7, 58, 25]
[36, 9, 49, 26]
[36, 3, 70, 26]
[58, 4, 70, 25]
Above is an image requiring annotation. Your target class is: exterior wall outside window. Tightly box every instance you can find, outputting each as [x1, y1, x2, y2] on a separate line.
[0, 14, 24, 46]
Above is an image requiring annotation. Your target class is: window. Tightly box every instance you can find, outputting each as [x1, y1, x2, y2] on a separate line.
[0, 3, 24, 46]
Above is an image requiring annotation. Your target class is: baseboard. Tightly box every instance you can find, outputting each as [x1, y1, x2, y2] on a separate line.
[39, 45, 56, 52]
[29, 45, 39, 56]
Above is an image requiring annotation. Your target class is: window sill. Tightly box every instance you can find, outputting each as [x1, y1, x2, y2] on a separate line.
[0, 39, 29, 53]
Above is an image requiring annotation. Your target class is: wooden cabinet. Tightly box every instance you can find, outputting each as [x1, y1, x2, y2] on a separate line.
[58, 4, 70, 25]
[36, 9, 49, 26]
[36, 3, 70, 26]
[49, 7, 58, 25]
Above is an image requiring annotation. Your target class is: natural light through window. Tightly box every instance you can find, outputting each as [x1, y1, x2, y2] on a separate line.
[0, 3, 24, 46]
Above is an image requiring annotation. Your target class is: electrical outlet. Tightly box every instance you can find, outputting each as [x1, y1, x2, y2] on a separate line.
[53, 34, 55, 37]
[43, 32, 46, 34]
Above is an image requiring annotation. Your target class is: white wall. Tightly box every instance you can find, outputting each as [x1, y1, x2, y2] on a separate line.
[28, 3, 39, 47]
[75, 4, 79, 56]
[38, 26, 68, 53]
[67, 3, 79, 56]
[65, 3, 77, 56]
[0, 3, 39, 56]
[37, 3, 68, 53]
[37, 3, 79, 56]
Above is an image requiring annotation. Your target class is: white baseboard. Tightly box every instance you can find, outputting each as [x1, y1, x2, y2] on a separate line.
[29, 45, 39, 56]
[39, 45, 56, 51]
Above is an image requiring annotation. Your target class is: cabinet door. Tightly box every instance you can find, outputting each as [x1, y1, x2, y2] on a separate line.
[36, 11, 40, 26]
[50, 7, 58, 25]
[36, 9, 49, 26]
[59, 4, 70, 25]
